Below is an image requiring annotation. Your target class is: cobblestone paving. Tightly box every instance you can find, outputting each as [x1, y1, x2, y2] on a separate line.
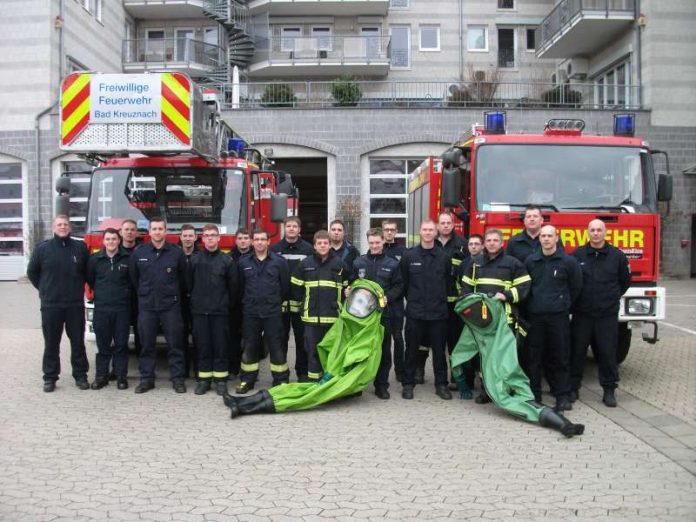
[0, 282, 694, 521]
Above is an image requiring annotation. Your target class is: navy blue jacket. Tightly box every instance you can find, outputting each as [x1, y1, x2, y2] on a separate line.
[27, 235, 89, 308]
[291, 251, 348, 324]
[187, 248, 238, 316]
[384, 241, 406, 261]
[573, 243, 631, 317]
[130, 241, 187, 312]
[525, 248, 582, 315]
[507, 230, 563, 264]
[400, 245, 450, 321]
[437, 234, 469, 301]
[333, 240, 359, 279]
[86, 248, 132, 312]
[353, 251, 404, 319]
[238, 251, 289, 318]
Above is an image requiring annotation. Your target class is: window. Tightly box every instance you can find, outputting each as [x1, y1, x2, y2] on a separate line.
[311, 26, 332, 52]
[175, 28, 195, 61]
[361, 26, 382, 58]
[390, 0, 409, 8]
[419, 25, 440, 52]
[56, 161, 92, 236]
[281, 27, 302, 52]
[594, 60, 632, 108]
[498, 0, 515, 9]
[389, 26, 410, 68]
[0, 163, 24, 257]
[526, 28, 536, 51]
[467, 26, 488, 51]
[497, 28, 516, 68]
[145, 29, 165, 60]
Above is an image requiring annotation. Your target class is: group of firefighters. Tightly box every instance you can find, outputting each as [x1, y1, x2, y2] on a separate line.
[28, 206, 630, 411]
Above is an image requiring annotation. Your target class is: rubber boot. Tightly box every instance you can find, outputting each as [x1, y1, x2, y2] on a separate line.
[539, 406, 585, 438]
[223, 390, 275, 419]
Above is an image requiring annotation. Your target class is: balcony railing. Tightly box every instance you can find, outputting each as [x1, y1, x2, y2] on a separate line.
[122, 38, 225, 69]
[252, 35, 390, 64]
[536, 0, 635, 53]
[210, 80, 641, 110]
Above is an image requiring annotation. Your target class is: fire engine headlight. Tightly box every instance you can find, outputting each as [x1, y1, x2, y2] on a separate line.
[86, 308, 94, 322]
[626, 297, 653, 315]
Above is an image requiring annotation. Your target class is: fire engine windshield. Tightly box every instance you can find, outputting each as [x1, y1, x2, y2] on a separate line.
[475, 145, 657, 213]
[86, 167, 245, 233]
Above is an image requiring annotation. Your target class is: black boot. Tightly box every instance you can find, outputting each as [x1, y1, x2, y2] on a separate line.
[223, 390, 275, 419]
[539, 407, 585, 438]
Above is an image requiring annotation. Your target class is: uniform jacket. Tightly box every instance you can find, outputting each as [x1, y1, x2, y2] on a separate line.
[400, 244, 450, 321]
[271, 237, 314, 313]
[524, 248, 582, 315]
[332, 240, 359, 278]
[573, 243, 631, 317]
[27, 234, 89, 308]
[437, 234, 469, 301]
[130, 241, 187, 312]
[230, 246, 251, 261]
[188, 248, 238, 316]
[384, 241, 406, 261]
[86, 247, 132, 312]
[352, 251, 404, 319]
[238, 251, 289, 318]
[460, 250, 531, 305]
[506, 230, 563, 264]
[291, 251, 348, 325]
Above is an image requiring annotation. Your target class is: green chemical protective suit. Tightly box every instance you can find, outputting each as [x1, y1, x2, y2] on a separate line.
[452, 293, 585, 438]
[223, 279, 385, 418]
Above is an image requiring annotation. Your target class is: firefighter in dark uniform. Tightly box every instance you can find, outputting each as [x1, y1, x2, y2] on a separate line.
[119, 219, 142, 364]
[524, 225, 582, 411]
[188, 224, 238, 396]
[271, 216, 314, 382]
[130, 217, 188, 394]
[460, 228, 531, 403]
[291, 230, 348, 382]
[228, 228, 252, 378]
[352, 227, 404, 399]
[570, 219, 631, 408]
[27, 215, 90, 392]
[179, 224, 198, 378]
[381, 218, 407, 383]
[329, 218, 359, 279]
[236, 229, 290, 393]
[86, 228, 132, 390]
[506, 205, 557, 263]
[400, 219, 452, 401]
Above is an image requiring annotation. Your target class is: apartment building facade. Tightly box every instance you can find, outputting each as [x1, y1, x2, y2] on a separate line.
[0, 0, 694, 279]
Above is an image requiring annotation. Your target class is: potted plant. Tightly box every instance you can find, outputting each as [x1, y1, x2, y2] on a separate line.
[260, 83, 297, 107]
[331, 75, 362, 107]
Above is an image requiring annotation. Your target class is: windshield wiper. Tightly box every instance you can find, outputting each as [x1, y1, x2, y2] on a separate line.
[504, 203, 560, 212]
[563, 205, 629, 213]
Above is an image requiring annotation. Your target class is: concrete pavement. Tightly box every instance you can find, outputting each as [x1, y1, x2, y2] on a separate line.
[0, 280, 694, 521]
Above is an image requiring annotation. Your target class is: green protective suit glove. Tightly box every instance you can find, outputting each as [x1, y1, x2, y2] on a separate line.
[456, 376, 473, 400]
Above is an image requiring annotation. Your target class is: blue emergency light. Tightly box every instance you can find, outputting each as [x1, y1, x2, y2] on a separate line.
[613, 114, 635, 137]
[484, 111, 506, 134]
[227, 137, 246, 157]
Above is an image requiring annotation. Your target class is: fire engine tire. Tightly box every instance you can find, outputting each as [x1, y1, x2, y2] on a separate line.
[617, 323, 631, 364]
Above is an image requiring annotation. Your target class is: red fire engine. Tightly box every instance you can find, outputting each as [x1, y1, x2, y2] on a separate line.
[407, 112, 672, 362]
[57, 72, 296, 338]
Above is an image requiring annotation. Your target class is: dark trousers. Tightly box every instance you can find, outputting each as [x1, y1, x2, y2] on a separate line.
[374, 319, 393, 390]
[404, 318, 448, 387]
[304, 324, 332, 381]
[570, 313, 620, 391]
[282, 311, 308, 378]
[228, 308, 242, 375]
[181, 300, 197, 377]
[526, 312, 571, 401]
[130, 296, 142, 356]
[193, 314, 229, 381]
[41, 306, 88, 382]
[138, 308, 185, 382]
[241, 314, 287, 385]
[385, 315, 405, 378]
[413, 304, 462, 383]
[93, 309, 130, 379]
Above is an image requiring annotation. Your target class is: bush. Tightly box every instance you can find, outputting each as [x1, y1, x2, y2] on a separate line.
[331, 75, 362, 106]
[447, 85, 472, 107]
[541, 85, 582, 108]
[260, 84, 296, 107]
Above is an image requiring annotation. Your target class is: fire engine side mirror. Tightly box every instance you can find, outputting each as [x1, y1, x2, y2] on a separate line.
[657, 174, 672, 202]
[271, 193, 288, 223]
[442, 149, 462, 169]
[442, 168, 459, 208]
[55, 176, 71, 216]
[56, 175, 71, 196]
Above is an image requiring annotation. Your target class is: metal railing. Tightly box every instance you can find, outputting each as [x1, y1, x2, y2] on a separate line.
[211, 80, 642, 110]
[122, 38, 225, 68]
[536, 0, 636, 51]
[251, 35, 391, 64]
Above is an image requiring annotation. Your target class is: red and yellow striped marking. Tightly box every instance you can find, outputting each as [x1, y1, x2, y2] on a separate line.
[161, 73, 191, 145]
[61, 73, 91, 145]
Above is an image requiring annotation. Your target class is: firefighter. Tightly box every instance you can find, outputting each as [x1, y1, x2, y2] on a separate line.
[27, 215, 90, 392]
[228, 228, 252, 378]
[329, 219, 359, 279]
[130, 217, 188, 394]
[236, 229, 290, 393]
[524, 225, 582, 412]
[231, 228, 252, 261]
[86, 228, 132, 390]
[119, 219, 142, 362]
[570, 219, 631, 407]
[506, 205, 546, 263]
[271, 216, 314, 382]
[352, 227, 404, 399]
[460, 228, 531, 403]
[188, 224, 238, 396]
[291, 230, 349, 382]
[179, 224, 198, 378]
[381, 218, 407, 383]
[400, 219, 452, 401]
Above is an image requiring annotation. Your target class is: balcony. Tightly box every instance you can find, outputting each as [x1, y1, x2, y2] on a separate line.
[122, 38, 225, 79]
[122, 0, 209, 19]
[536, 0, 635, 59]
[248, 35, 390, 78]
[248, 0, 389, 16]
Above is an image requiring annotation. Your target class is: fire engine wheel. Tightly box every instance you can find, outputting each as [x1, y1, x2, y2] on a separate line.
[617, 322, 632, 364]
